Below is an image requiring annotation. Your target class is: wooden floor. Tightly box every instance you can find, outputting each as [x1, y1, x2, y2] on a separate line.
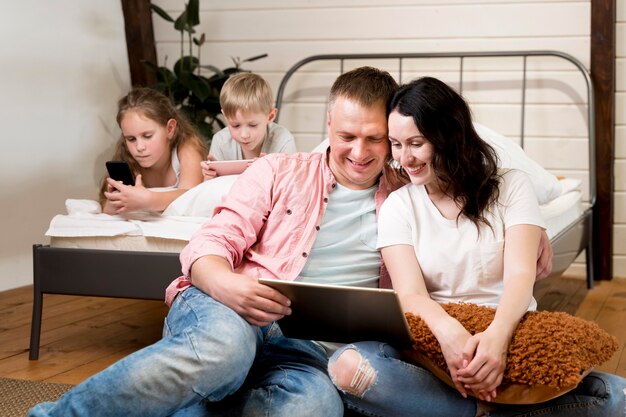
[0, 276, 625, 385]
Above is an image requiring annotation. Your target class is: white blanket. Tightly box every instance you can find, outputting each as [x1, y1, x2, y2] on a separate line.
[46, 175, 238, 240]
[45, 200, 207, 240]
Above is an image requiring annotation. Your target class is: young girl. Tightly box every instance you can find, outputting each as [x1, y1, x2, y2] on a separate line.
[100, 88, 207, 214]
[328, 77, 626, 417]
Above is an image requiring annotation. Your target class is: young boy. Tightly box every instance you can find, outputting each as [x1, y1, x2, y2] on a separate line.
[201, 72, 296, 179]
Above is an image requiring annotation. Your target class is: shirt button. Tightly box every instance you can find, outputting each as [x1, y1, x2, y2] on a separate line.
[286, 209, 292, 215]
[331, 183, 336, 188]
[315, 226, 320, 231]
[302, 252, 308, 258]
[323, 197, 328, 203]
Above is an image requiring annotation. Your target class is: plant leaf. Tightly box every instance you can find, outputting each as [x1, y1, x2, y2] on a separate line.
[186, 0, 200, 26]
[242, 53, 268, 63]
[150, 4, 175, 22]
[173, 56, 200, 75]
[200, 64, 224, 76]
[193, 33, 206, 46]
[174, 10, 196, 34]
[178, 72, 212, 101]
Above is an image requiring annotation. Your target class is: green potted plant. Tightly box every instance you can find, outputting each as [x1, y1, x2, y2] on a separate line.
[146, 0, 267, 143]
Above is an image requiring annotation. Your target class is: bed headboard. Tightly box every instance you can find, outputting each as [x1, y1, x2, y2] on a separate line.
[274, 51, 596, 206]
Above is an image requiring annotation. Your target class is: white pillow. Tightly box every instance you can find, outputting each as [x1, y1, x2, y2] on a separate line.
[162, 175, 238, 218]
[312, 139, 329, 153]
[473, 123, 562, 204]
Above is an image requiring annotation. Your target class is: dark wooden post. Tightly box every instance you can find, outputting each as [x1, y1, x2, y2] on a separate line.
[590, 0, 615, 280]
[121, 0, 157, 86]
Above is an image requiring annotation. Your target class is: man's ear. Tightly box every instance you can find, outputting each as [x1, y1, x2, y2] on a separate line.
[166, 118, 177, 139]
[267, 108, 277, 123]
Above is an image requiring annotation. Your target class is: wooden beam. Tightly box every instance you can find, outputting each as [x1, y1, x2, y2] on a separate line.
[590, 0, 615, 280]
[121, 0, 157, 86]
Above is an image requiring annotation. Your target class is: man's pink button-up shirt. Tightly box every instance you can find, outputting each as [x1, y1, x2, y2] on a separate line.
[165, 152, 392, 306]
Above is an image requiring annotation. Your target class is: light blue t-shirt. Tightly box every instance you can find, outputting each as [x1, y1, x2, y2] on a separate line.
[298, 183, 379, 287]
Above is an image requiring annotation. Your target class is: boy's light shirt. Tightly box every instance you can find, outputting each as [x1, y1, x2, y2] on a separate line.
[209, 122, 296, 160]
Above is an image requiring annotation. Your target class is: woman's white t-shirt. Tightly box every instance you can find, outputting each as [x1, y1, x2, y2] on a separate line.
[377, 169, 545, 310]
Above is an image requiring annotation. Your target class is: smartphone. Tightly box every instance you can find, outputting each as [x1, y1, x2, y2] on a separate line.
[105, 160, 135, 186]
[209, 159, 253, 176]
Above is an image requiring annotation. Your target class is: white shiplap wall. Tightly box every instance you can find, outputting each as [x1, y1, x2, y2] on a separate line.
[615, 0, 626, 277]
[152, 0, 626, 278]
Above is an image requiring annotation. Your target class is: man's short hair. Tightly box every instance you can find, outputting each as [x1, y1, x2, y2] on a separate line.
[328, 66, 399, 112]
[220, 72, 274, 118]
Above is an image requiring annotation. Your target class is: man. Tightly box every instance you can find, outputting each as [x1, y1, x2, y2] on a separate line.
[29, 67, 552, 417]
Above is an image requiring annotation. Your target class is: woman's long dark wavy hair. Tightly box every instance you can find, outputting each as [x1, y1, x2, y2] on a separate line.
[387, 76, 501, 232]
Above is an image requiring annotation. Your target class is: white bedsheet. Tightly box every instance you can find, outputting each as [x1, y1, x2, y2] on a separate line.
[47, 178, 584, 252]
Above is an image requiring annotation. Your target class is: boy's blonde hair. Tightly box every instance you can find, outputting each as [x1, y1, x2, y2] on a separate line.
[220, 72, 274, 118]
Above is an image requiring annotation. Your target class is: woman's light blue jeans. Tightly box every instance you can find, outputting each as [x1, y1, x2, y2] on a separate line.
[28, 286, 343, 417]
[330, 341, 626, 417]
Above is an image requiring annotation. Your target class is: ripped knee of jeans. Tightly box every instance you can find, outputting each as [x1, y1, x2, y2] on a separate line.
[328, 347, 377, 397]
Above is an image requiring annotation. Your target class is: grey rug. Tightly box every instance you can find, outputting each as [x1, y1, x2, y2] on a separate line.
[0, 377, 73, 417]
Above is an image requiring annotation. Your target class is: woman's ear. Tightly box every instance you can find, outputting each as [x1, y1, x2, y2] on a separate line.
[166, 118, 178, 139]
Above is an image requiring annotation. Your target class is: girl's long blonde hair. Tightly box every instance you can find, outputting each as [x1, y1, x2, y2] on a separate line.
[99, 88, 207, 205]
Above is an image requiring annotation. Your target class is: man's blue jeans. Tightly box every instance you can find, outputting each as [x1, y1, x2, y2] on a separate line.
[28, 287, 343, 417]
[331, 341, 626, 417]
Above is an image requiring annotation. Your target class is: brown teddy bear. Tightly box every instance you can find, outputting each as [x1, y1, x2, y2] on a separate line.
[404, 303, 618, 404]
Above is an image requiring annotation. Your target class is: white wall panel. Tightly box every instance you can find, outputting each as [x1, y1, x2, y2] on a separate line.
[152, 4, 590, 42]
[615, 225, 626, 254]
[616, 193, 626, 223]
[617, 93, 626, 125]
[154, 38, 592, 75]
[614, 255, 625, 280]
[616, 161, 626, 192]
[617, 23, 626, 57]
[617, 60, 626, 91]
[155, 0, 583, 10]
[617, 126, 626, 158]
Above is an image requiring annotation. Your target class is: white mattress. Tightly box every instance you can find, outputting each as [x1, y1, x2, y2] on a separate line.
[48, 181, 583, 253]
[540, 190, 584, 240]
[50, 235, 189, 253]
[47, 202, 207, 253]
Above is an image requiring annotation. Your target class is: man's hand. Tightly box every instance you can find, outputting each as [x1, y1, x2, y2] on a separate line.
[535, 230, 553, 280]
[190, 256, 292, 326]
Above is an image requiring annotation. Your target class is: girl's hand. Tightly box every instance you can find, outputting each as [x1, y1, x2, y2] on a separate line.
[456, 326, 509, 401]
[201, 154, 217, 180]
[103, 174, 151, 214]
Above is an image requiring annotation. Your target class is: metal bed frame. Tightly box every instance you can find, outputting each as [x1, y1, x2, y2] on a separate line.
[29, 50, 596, 360]
[275, 50, 596, 286]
